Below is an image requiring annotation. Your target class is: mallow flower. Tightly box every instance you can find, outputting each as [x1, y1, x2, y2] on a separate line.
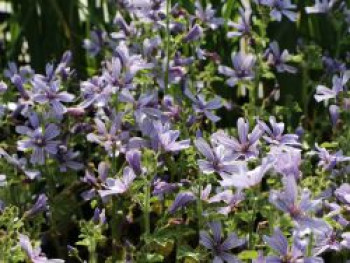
[24, 194, 48, 218]
[185, 88, 222, 122]
[19, 234, 64, 263]
[16, 113, 60, 165]
[80, 76, 116, 108]
[219, 158, 272, 189]
[194, 0, 224, 30]
[194, 137, 238, 175]
[305, 0, 337, 14]
[32, 78, 75, 116]
[263, 228, 323, 263]
[313, 231, 342, 256]
[258, 116, 300, 146]
[150, 121, 190, 153]
[199, 221, 245, 263]
[334, 183, 350, 205]
[183, 24, 203, 43]
[209, 190, 245, 215]
[227, 8, 252, 38]
[269, 146, 302, 179]
[83, 29, 106, 57]
[260, 0, 297, 22]
[314, 71, 350, 102]
[87, 113, 129, 157]
[265, 41, 297, 73]
[309, 144, 350, 171]
[269, 176, 330, 233]
[212, 118, 263, 160]
[341, 232, 350, 249]
[81, 161, 110, 201]
[218, 52, 256, 87]
[168, 192, 196, 214]
[98, 166, 136, 199]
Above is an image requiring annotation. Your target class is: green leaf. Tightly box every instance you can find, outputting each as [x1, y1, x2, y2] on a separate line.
[238, 250, 259, 260]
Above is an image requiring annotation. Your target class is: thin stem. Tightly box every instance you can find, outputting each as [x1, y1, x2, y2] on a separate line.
[196, 178, 203, 233]
[45, 161, 62, 258]
[89, 239, 97, 263]
[248, 192, 257, 250]
[111, 196, 119, 261]
[144, 178, 151, 236]
[164, 0, 171, 92]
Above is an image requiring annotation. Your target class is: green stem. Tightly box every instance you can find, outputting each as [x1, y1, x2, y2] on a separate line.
[196, 180, 203, 232]
[45, 162, 62, 258]
[111, 197, 119, 261]
[144, 178, 151, 236]
[89, 240, 97, 263]
[165, 0, 171, 93]
[248, 192, 257, 250]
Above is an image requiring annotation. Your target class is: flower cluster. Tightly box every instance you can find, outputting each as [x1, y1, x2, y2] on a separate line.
[0, 0, 350, 262]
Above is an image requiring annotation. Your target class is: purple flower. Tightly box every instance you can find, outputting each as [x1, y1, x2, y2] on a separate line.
[162, 95, 181, 121]
[305, 0, 337, 14]
[87, 114, 129, 157]
[19, 234, 64, 263]
[0, 174, 6, 187]
[25, 194, 48, 217]
[200, 221, 245, 262]
[80, 76, 116, 108]
[114, 42, 153, 77]
[322, 54, 346, 75]
[185, 88, 222, 122]
[310, 145, 350, 171]
[0, 81, 7, 93]
[81, 162, 110, 201]
[93, 208, 107, 225]
[341, 232, 350, 249]
[32, 78, 74, 116]
[168, 192, 196, 214]
[218, 52, 256, 87]
[98, 166, 136, 199]
[153, 179, 179, 197]
[329, 105, 339, 127]
[102, 57, 133, 91]
[265, 41, 297, 73]
[258, 116, 300, 146]
[126, 149, 143, 175]
[194, 137, 237, 175]
[313, 231, 342, 256]
[227, 8, 252, 38]
[16, 113, 60, 165]
[200, 184, 212, 202]
[212, 118, 263, 160]
[83, 29, 106, 56]
[183, 24, 203, 42]
[269, 176, 330, 233]
[56, 145, 84, 172]
[119, 89, 160, 118]
[269, 146, 302, 179]
[209, 190, 245, 215]
[194, 1, 224, 29]
[0, 148, 40, 179]
[314, 72, 350, 102]
[261, 0, 297, 22]
[112, 12, 137, 40]
[219, 158, 272, 189]
[263, 228, 323, 262]
[151, 121, 190, 153]
[55, 50, 74, 80]
[334, 183, 350, 205]
[129, 0, 166, 23]
[4, 62, 34, 83]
